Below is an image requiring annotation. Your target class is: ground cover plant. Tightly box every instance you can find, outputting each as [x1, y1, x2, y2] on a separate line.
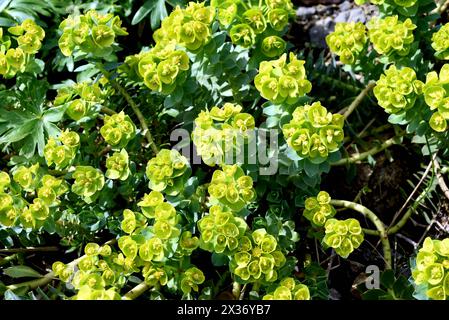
[1, 0, 449, 301]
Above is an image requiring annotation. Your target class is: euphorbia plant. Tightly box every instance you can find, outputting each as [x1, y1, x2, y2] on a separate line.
[1, 0, 449, 302]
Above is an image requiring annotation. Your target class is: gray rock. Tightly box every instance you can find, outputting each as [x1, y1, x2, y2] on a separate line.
[335, 10, 350, 23]
[339, 0, 352, 11]
[309, 17, 336, 48]
[335, 8, 367, 23]
[296, 6, 317, 18]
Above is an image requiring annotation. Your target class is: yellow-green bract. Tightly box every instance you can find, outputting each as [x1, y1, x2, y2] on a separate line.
[326, 22, 367, 65]
[411, 237, 449, 300]
[255, 52, 312, 104]
[423, 64, 449, 132]
[373, 65, 423, 115]
[58, 10, 128, 58]
[367, 16, 416, 58]
[0, 20, 45, 78]
[192, 103, 255, 167]
[0, 167, 67, 229]
[44, 130, 80, 170]
[100, 111, 136, 149]
[130, 44, 190, 94]
[145, 149, 190, 196]
[432, 23, 449, 60]
[207, 164, 256, 212]
[263, 277, 310, 300]
[105, 149, 130, 181]
[198, 205, 248, 255]
[71, 166, 105, 203]
[303, 191, 336, 227]
[282, 102, 344, 160]
[214, 0, 294, 55]
[54, 81, 106, 121]
[153, 2, 215, 52]
[230, 228, 286, 283]
[323, 218, 364, 258]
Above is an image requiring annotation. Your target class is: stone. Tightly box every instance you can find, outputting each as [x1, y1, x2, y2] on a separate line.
[296, 6, 317, 18]
[335, 8, 367, 23]
[309, 17, 336, 48]
[339, 1, 352, 11]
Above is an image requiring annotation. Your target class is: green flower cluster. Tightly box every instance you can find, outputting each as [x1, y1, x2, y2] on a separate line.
[54, 81, 106, 121]
[0, 180, 16, 227]
[142, 263, 168, 287]
[0, 167, 68, 229]
[0, 19, 44, 78]
[208, 164, 256, 212]
[37, 175, 69, 206]
[323, 218, 364, 258]
[213, 0, 293, 57]
[255, 53, 312, 105]
[132, 44, 190, 94]
[423, 64, 449, 132]
[136, 194, 180, 244]
[326, 22, 367, 65]
[153, 2, 215, 52]
[145, 149, 190, 196]
[100, 111, 136, 148]
[180, 267, 206, 294]
[373, 65, 423, 114]
[71, 166, 105, 203]
[432, 24, 449, 60]
[8, 19, 45, 54]
[367, 16, 416, 57]
[179, 231, 200, 256]
[198, 205, 248, 254]
[10, 195, 50, 229]
[263, 277, 310, 300]
[411, 237, 449, 300]
[105, 149, 130, 181]
[52, 243, 122, 300]
[12, 163, 39, 191]
[230, 228, 286, 283]
[192, 103, 255, 166]
[44, 130, 80, 170]
[303, 191, 336, 227]
[282, 102, 345, 160]
[117, 201, 180, 267]
[54, 194, 185, 299]
[58, 10, 128, 58]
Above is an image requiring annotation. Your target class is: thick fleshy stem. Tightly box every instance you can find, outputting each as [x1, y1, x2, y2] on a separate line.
[239, 284, 248, 300]
[330, 199, 392, 269]
[331, 136, 402, 166]
[343, 81, 376, 119]
[122, 282, 150, 300]
[96, 64, 159, 155]
[0, 246, 58, 253]
[101, 106, 117, 116]
[361, 187, 429, 237]
[433, 158, 449, 201]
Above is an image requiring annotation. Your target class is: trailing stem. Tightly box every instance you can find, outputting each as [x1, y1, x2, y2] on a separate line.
[332, 136, 402, 166]
[122, 282, 151, 300]
[330, 199, 392, 269]
[0, 246, 59, 253]
[96, 64, 159, 155]
[343, 81, 376, 119]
